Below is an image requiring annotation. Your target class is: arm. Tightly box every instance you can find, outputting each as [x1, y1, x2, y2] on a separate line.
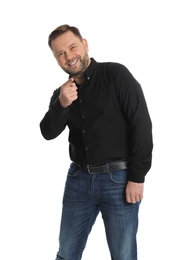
[40, 78, 78, 140]
[114, 65, 153, 183]
[40, 88, 69, 140]
[114, 65, 153, 202]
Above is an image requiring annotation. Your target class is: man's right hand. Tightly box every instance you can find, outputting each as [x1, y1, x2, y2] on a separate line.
[59, 78, 78, 108]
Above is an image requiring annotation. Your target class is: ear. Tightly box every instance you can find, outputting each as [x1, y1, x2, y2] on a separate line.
[82, 38, 89, 52]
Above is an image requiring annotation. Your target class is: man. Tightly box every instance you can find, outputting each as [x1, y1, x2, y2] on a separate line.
[40, 24, 153, 260]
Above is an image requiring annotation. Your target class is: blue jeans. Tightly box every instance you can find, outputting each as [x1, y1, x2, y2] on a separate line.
[55, 162, 140, 260]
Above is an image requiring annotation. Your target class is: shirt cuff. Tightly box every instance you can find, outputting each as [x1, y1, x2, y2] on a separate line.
[51, 98, 69, 113]
[128, 171, 145, 183]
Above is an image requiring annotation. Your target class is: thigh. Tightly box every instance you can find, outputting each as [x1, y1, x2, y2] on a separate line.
[56, 163, 100, 260]
[100, 169, 140, 260]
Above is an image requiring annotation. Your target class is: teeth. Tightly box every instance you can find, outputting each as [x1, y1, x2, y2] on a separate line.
[69, 59, 77, 66]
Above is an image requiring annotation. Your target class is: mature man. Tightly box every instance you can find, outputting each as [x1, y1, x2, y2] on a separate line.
[40, 24, 153, 260]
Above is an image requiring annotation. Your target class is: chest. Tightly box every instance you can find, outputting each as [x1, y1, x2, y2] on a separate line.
[67, 76, 123, 129]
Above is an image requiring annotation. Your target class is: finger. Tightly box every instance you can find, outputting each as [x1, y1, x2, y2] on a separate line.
[67, 86, 77, 93]
[72, 95, 78, 101]
[134, 194, 142, 203]
[126, 194, 131, 203]
[135, 196, 140, 203]
[63, 78, 74, 88]
[64, 85, 77, 95]
[65, 78, 74, 85]
[68, 77, 74, 83]
[70, 91, 78, 98]
[126, 193, 138, 204]
[70, 82, 77, 88]
[131, 196, 137, 204]
[69, 94, 78, 103]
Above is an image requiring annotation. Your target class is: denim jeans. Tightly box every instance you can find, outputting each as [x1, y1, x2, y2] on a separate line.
[55, 162, 140, 260]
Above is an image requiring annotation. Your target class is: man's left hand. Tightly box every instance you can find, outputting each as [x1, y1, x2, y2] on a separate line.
[126, 181, 144, 204]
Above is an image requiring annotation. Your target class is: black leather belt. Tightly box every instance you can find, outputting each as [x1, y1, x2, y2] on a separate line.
[75, 160, 128, 174]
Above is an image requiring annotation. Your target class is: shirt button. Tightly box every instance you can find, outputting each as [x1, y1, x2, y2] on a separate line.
[82, 115, 85, 119]
[87, 77, 90, 80]
[79, 99, 82, 103]
[85, 147, 88, 151]
[82, 130, 86, 134]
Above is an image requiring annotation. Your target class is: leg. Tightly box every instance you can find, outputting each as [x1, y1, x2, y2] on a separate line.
[100, 169, 140, 260]
[56, 163, 100, 260]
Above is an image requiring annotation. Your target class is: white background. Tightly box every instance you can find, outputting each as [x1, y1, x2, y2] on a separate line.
[1, 0, 186, 259]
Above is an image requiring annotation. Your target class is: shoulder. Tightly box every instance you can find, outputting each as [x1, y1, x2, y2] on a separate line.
[97, 61, 142, 97]
[99, 62, 140, 92]
[97, 61, 133, 80]
[97, 61, 127, 71]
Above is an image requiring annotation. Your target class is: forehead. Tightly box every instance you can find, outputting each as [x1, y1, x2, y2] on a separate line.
[51, 31, 82, 52]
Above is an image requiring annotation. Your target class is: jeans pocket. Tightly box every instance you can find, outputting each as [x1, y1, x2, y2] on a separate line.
[67, 163, 79, 177]
[110, 169, 128, 184]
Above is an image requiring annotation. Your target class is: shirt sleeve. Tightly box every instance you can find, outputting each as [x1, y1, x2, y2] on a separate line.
[113, 64, 153, 183]
[40, 88, 69, 140]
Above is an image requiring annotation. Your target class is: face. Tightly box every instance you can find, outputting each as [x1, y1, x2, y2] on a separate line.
[51, 31, 90, 78]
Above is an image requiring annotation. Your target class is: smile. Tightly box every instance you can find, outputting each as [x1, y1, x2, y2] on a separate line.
[68, 59, 78, 66]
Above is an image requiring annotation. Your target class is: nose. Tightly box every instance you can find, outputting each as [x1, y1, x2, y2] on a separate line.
[64, 50, 73, 63]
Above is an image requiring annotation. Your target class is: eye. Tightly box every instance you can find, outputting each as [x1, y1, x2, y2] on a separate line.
[71, 46, 76, 50]
[58, 52, 63, 57]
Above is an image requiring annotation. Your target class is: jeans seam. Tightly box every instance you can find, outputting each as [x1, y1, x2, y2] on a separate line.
[77, 207, 99, 260]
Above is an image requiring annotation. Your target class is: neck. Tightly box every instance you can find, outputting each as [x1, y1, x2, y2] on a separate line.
[73, 75, 84, 85]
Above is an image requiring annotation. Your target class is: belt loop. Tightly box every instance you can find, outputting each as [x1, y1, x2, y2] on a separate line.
[87, 165, 91, 174]
[102, 164, 108, 173]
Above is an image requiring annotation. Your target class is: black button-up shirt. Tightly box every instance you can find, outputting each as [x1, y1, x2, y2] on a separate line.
[40, 58, 153, 182]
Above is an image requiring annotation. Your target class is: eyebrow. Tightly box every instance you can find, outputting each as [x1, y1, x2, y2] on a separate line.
[69, 43, 76, 47]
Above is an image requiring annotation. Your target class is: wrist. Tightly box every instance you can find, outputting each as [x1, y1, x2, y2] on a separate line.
[59, 96, 68, 108]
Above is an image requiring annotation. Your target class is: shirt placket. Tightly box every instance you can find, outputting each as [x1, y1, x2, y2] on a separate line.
[78, 82, 89, 161]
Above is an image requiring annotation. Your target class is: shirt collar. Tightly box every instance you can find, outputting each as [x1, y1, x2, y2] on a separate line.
[84, 58, 97, 80]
